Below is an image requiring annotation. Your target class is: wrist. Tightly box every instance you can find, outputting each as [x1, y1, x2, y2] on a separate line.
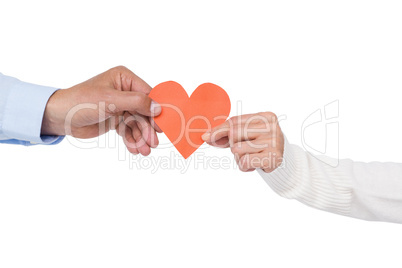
[41, 89, 66, 136]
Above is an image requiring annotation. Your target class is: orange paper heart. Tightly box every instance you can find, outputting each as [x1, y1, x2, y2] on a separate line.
[149, 81, 231, 159]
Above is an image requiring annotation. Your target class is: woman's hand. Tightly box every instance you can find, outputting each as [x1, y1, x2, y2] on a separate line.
[202, 112, 284, 173]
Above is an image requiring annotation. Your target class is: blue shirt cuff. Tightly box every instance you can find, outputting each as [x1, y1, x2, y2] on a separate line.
[0, 136, 64, 146]
[1, 77, 63, 144]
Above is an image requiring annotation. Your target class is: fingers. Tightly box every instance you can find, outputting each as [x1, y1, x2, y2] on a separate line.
[115, 113, 154, 156]
[231, 141, 266, 160]
[111, 90, 161, 156]
[150, 117, 163, 133]
[108, 90, 161, 117]
[123, 113, 151, 156]
[115, 120, 139, 155]
[237, 152, 282, 173]
[110, 66, 153, 94]
[202, 113, 256, 143]
[203, 113, 272, 145]
[106, 67, 162, 137]
[129, 125, 151, 156]
[206, 137, 230, 148]
[202, 120, 231, 145]
[238, 153, 266, 172]
[124, 112, 159, 149]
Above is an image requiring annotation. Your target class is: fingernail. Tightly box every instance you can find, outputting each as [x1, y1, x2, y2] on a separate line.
[201, 132, 211, 141]
[150, 101, 161, 116]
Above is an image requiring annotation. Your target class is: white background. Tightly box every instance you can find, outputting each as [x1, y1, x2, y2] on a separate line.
[1, 0, 402, 267]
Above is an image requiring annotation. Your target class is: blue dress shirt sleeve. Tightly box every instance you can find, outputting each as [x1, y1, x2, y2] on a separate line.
[0, 73, 64, 145]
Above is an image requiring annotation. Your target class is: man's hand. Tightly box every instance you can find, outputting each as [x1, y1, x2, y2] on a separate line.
[202, 112, 284, 173]
[41, 66, 162, 156]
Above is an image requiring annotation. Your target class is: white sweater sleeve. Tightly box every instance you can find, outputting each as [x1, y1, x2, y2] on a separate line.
[258, 138, 402, 223]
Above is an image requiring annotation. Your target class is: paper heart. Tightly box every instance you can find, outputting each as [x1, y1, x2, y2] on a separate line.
[149, 81, 231, 159]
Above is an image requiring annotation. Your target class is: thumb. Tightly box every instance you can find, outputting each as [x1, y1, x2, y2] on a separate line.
[109, 90, 161, 117]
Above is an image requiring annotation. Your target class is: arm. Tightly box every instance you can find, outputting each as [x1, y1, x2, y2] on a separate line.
[0, 73, 63, 145]
[1, 66, 162, 155]
[258, 138, 402, 223]
[203, 112, 402, 224]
